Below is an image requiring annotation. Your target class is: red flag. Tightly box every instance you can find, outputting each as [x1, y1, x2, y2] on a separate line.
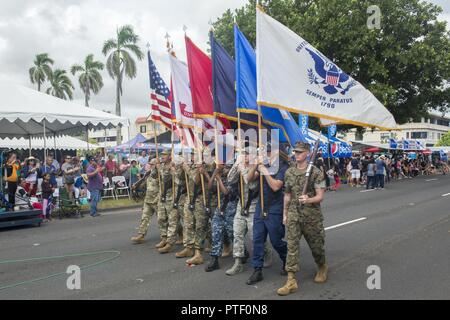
[185, 36, 213, 117]
[185, 36, 230, 132]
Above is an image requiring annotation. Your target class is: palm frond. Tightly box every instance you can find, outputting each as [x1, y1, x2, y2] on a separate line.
[102, 39, 118, 56]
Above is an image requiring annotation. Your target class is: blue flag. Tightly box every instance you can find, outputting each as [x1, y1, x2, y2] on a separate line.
[328, 124, 337, 139]
[211, 32, 257, 128]
[234, 25, 303, 146]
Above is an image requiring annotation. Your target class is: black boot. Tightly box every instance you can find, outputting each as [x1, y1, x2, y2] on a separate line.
[280, 264, 288, 276]
[246, 268, 263, 285]
[205, 256, 220, 272]
[241, 249, 250, 264]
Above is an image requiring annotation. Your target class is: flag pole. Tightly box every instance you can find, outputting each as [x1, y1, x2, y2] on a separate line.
[210, 28, 221, 213]
[165, 34, 176, 201]
[257, 104, 265, 218]
[154, 118, 163, 197]
[237, 110, 245, 211]
[234, 18, 245, 211]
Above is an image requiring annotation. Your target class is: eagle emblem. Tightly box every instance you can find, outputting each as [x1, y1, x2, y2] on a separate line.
[306, 48, 357, 95]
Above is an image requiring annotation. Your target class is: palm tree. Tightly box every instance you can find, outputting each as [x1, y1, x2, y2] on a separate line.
[71, 54, 104, 107]
[29, 53, 54, 92]
[46, 69, 74, 100]
[102, 25, 144, 144]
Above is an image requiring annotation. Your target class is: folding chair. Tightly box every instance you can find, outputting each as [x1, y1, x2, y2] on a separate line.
[111, 176, 130, 199]
[102, 177, 116, 200]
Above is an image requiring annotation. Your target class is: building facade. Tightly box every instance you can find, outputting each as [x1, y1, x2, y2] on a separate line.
[344, 112, 450, 148]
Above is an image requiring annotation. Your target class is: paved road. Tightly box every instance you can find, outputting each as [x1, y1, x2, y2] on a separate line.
[0, 174, 449, 300]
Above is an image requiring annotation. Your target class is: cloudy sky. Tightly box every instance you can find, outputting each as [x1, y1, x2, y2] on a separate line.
[0, 0, 449, 123]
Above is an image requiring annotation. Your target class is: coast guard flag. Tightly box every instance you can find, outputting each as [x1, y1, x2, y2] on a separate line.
[256, 8, 397, 130]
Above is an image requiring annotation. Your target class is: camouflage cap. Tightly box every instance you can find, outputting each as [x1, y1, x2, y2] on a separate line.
[160, 149, 171, 156]
[292, 142, 311, 153]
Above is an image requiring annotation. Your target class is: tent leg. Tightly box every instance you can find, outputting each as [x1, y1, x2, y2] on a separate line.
[28, 135, 32, 157]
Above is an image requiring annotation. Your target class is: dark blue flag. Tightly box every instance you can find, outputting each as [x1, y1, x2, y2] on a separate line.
[211, 32, 257, 129]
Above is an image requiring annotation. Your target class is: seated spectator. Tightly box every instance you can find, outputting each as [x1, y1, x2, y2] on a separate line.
[22, 156, 39, 197]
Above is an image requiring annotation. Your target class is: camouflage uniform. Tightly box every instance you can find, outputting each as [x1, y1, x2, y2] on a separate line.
[284, 165, 326, 273]
[166, 165, 186, 245]
[227, 162, 259, 258]
[137, 168, 160, 236]
[183, 165, 208, 250]
[210, 171, 237, 257]
[157, 162, 173, 239]
[205, 163, 217, 248]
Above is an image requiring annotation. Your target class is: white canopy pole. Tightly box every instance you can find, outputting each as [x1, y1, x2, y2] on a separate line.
[28, 135, 32, 157]
[43, 120, 47, 167]
[86, 126, 90, 152]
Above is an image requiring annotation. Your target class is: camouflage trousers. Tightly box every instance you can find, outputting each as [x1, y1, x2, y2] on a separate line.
[157, 197, 173, 239]
[233, 201, 272, 259]
[138, 202, 158, 236]
[183, 199, 208, 250]
[210, 200, 237, 257]
[286, 211, 326, 273]
[166, 194, 185, 245]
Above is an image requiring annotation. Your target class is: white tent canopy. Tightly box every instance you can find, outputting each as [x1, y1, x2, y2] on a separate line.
[0, 136, 99, 151]
[0, 82, 129, 138]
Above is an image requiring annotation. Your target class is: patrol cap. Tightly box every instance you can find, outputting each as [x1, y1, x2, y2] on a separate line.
[292, 142, 311, 153]
[160, 149, 170, 156]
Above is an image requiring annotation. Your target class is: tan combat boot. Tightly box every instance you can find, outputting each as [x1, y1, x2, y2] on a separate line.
[175, 236, 183, 245]
[277, 272, 298, 296]
[131, 234, 145, 244]
[186, 249, 204, 265]
[221, 243, 232, 258]
[175, 247, 193, 258]
[314, 264, 328, 283]
[155, 237, 167, 249]
[158, 243, 173, 254]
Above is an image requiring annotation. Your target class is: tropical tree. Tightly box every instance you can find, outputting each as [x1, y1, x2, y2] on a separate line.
[71, 54, 104, 107]
[213, 0, 450, 125]
[29, 53, 54, 92]
[46, 69, 74, 100]
[102, 25, 144, 144]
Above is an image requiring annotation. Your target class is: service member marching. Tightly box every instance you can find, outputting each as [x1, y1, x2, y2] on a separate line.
[131, 158, 160, 244]
[155, 150, 174, 251]
[205, 164, 238, 272]
[277, 142, 327, 296]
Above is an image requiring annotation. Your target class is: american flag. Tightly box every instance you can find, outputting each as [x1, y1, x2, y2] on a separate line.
[148, 51, 196, 148]
[148, 51, 173, 130]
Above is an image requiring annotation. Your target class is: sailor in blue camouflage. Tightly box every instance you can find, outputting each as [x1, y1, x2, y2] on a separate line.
[210, 166, 237, 257]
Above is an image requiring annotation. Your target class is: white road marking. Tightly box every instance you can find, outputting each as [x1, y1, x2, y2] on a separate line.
[442, 193, 450, 197]
[325, 217, 367, 231]
[426, 179, 438, 182]
[360, 189, 377, 193]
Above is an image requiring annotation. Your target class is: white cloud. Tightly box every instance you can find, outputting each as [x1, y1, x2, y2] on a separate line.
[0, 0, 247, 123]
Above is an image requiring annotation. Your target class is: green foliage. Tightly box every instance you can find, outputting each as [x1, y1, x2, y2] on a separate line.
[213, 0, 450, 125]
[46, 69, 74, 100]
[436, 131, 450, 146]
[102, 25, 144, 97]
[71, 54, 104, 107]
[29, 53, 54, 92]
